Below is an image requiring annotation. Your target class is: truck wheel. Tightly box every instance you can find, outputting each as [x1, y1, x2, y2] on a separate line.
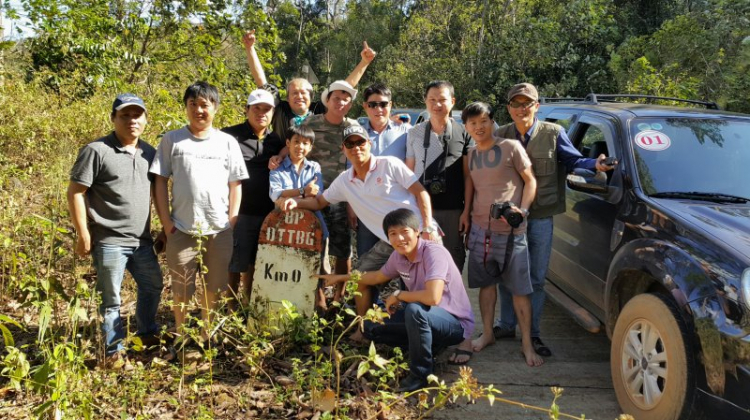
[611, 293, 696, 420]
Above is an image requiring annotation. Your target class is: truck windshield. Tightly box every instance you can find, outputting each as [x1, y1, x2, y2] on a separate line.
[630, 117, 750, 200]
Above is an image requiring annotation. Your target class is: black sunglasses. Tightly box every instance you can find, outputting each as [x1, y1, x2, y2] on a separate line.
[366, 101, 390, 109]
[343, 138, 367, 149]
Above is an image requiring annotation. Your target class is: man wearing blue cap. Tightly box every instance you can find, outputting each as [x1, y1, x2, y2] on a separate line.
[67, 93, 164, 366]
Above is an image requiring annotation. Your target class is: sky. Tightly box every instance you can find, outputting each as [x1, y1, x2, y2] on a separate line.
[2, 0, 33, 39]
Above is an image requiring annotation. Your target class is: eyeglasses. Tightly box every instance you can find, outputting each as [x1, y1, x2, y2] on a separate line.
[366, 101, 390, 109]
[343, 138, 367, 149]
[508, 101, 536, 109]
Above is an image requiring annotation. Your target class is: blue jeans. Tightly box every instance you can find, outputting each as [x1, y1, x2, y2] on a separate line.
[497, 217, 553, 338]
[364, 303, 464, 379]
[92, 243, 163, 355]
[356, 219, 380, 258]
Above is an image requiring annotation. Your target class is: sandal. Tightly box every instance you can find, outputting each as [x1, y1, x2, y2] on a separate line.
[447, 349, 473, 365]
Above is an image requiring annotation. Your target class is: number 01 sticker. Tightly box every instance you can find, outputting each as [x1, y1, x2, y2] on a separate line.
[634, 130, 671, 151]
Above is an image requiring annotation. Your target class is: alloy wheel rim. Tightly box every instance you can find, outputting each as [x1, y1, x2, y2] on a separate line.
[620, 319, 668, 409]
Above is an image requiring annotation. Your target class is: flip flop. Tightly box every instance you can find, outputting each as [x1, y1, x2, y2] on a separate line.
[447, 349, 473, 365]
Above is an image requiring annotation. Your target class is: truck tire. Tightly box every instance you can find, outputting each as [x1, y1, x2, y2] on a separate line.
[611, 293, 696, 420]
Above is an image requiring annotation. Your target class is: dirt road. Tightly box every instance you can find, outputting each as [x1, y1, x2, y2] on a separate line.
[432, 283, 622, 420]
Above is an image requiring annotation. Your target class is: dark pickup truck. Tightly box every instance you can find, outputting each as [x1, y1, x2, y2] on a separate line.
[536, 94, 750, 420]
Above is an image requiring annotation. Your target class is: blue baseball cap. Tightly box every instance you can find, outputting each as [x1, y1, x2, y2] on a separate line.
[112, 93, 146, 113]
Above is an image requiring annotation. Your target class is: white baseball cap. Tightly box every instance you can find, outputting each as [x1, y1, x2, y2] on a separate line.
[320, 80, 357, 105]
[247, 89, 275, 107]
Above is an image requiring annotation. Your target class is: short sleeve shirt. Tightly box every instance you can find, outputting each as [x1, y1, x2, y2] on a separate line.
[221, 121, 284, 216]
[323, 156, 437, 243]
[380, 239, 475, 340]
[302, 114, 357, 189]
[70, 133, 155, 246]
[468, 137, 532, 234]
[149, 127, 249, 235]
[363, 120, 409, 160]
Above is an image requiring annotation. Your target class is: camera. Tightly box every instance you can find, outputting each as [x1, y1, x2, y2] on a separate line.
[490, 201, 524, 228]
[424, 175, 446, 195]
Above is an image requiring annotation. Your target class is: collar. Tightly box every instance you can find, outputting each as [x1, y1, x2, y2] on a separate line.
[280, 156, 311, 170]
[243, 120, 268, 140]
[364, 119, 396, 134]
[349, 156, 378, 181]
[410, 238, 427, 263]
[515, 119, 539, 141]
[292, 111, 312, 127]
[109, 132, 140, 153]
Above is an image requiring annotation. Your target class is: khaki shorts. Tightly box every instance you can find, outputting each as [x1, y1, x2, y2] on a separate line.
[166, 228, 233, 299]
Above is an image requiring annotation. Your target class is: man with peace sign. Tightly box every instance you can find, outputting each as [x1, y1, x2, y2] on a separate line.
[221, 89, 285, 308]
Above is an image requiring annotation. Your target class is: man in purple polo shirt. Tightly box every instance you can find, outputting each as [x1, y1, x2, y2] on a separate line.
[319, 208, 475, 392]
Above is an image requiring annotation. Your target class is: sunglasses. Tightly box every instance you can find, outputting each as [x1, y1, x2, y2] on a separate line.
[508, 101, 536, 109]
[343, 138, 368, 149]
[366, 101, 390, 109]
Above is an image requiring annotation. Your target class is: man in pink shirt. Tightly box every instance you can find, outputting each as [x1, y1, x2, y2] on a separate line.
[319, 208, 475, 392]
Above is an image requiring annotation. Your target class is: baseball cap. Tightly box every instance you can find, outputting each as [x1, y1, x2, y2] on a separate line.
[506, 83, 539, 102]
[112, 93, 146, 113]
[321, 80, 358, 105]
[247, 89, 275, 107]
[342, 124, 368, 142]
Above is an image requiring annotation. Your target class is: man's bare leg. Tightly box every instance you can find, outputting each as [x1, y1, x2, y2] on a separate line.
[201, 289, 220, 342]
[333, 257, 351, 301]
[227, 272, 242, 311]
[349, 282, 372, 343]
[472, 285, 497, 352]
[513, 294, 544, 367]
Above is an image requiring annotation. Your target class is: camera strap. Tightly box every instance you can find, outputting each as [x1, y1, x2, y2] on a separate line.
[421, 120, 450, 184]
[484, 214, 515, 277]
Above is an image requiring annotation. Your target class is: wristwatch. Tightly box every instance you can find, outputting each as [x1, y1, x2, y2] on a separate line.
[421, 226, 436, 235]
[298, 187, 305, 198]
[520, 207, 530, 217]
[393, 289, 402, 300]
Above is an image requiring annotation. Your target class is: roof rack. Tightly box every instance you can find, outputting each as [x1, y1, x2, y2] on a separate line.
[586, 94, 719, 110]
[540, 94, 719, 110]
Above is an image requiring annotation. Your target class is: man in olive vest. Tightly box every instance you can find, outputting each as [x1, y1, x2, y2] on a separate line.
[493, 83, 613, 357]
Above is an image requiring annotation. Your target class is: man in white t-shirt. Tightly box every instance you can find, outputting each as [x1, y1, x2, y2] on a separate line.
[151, 81, 248, 340]
[277, 124, 440, 339]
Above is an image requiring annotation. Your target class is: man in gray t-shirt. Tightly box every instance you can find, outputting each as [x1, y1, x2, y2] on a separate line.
[67, 93, 163, 361]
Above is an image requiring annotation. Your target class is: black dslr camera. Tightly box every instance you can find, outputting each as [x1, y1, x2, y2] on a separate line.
[423, 175, 446, 195]
[490, 201, 524, 228]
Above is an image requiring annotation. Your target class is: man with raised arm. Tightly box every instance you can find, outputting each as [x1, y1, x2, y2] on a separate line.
[242, 29, 376, 140]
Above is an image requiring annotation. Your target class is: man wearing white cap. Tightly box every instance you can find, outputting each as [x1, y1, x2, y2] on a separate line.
[242, 29, 376, 140]
[221, 89, 284, 307]
[300, 80, 360, 283]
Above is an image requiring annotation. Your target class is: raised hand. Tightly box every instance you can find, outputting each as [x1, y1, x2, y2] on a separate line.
[361, 41, 377, 63]
[242, 29, 257, 50]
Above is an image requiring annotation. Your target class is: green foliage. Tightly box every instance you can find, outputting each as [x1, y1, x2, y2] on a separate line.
[609, 0, 750, 112]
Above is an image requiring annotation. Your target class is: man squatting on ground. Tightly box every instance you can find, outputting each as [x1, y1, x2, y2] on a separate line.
[406, 80, 473, 272]
[268, 125, 330, 307]
[462, 102, 542, 367]
[150, 82, 248, 340]
[68, 94, 163, 363]
[276, 124, 442, 343]
[319, 208, 475, 392]
[493, 83, 614, 357]
[221, 88, 284, 308]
